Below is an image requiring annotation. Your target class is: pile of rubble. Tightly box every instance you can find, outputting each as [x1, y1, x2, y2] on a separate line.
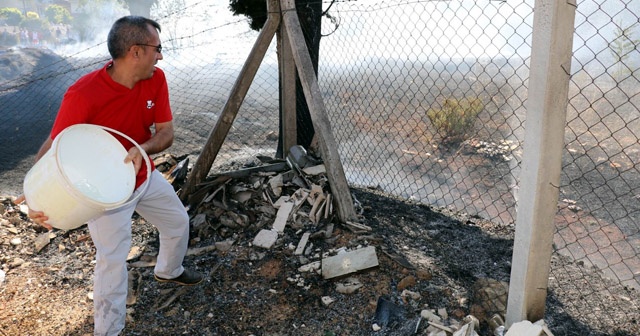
[157, 146, 377, 278]
[153, 147, 553, 336]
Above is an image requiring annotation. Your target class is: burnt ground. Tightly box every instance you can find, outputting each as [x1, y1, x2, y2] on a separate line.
[1, 154, 638, 336]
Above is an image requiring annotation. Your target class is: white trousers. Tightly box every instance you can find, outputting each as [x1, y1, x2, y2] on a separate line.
[89, 170, 189, 336]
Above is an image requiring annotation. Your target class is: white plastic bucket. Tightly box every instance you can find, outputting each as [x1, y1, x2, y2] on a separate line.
[23, 124, 150, 230]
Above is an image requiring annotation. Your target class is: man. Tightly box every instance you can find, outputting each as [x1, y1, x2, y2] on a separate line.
[15, 16, 203, 336]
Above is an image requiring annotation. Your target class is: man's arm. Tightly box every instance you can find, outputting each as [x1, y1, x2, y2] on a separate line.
[35, 137, 54, 162]
[141, 121, 174, 155]
[125, 121, 174, 173]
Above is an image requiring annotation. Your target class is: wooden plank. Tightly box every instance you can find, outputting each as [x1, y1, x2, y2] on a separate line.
[294, 232, 310, 255]
[281, 0, 357, 223]
[321, 246, 379, 279]
[506, 0, 576, 327]
[215, 162, 288, 179]
[277, 12, 297, 156]
[272, 201, 294, 232]
[179, 0, 280, 202]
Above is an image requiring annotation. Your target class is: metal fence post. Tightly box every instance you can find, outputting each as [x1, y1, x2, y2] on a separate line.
[506, 0, 577, 326]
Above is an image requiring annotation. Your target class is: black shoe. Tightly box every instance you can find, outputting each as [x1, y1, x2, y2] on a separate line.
[154, 269, 204, 286]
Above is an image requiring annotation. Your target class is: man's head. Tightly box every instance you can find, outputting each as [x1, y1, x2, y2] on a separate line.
[107, 16, 162, 60]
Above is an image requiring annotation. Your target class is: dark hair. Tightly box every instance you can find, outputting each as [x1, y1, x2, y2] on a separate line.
[107, 16, 161, 59]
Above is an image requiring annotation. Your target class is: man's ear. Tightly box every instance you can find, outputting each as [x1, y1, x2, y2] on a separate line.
[129, 45, 140, 58]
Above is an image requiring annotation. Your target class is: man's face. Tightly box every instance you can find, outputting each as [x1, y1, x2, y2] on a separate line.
[138, 26, 163, 79]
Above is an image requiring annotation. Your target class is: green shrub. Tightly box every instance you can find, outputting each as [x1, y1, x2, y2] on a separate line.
[427, 97, 483, 143]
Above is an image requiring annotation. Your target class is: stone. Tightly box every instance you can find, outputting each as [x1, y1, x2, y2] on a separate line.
[214, 239, 234, 252]
[302, 164, 326, 175]
[34, 232, 51, 253]
[335, 277, 363, 294]
[321, 296, 335, 306]
[397, 275, 416, 291]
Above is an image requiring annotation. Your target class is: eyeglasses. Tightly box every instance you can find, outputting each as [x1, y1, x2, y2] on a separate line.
[136, 43, 162, 53]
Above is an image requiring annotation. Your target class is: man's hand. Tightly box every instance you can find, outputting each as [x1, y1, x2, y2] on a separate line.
[12, 195, 53, 230]
[124, 146, 144, 174]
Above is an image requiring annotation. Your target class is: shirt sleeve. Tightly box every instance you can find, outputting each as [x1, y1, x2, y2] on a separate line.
[153, 68, 173, 124]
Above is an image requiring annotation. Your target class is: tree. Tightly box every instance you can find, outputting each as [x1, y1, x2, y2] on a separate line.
[0, 7, 24, 26]
[610, 21, 639, 79]
[21, 12, 49, 33]
[44, 5, 72, 25]
[228, 0, 324, 156]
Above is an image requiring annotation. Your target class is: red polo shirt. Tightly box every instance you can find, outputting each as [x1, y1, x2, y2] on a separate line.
[50, 61, 173, 187]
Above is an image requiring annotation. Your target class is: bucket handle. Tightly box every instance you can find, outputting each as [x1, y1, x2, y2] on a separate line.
[96, 125, 152, 211]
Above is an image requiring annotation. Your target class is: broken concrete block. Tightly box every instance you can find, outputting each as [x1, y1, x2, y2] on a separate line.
[272, 201, 294, 232]
[453, 322, 479, 336]
[273, 196, 291, 208]
[420, 309, 442, 323]
[269, 174, 283, 197]
[321, 246, 379, 279]
[505, 320, 545, 336]
[428, 331, 447, 336]
[294, 232, 310, 255]
[302, 164, 325, 175]
[427, 321, 454, 334]
[253, 229, 278, 249]
[298, 261, 321, 273]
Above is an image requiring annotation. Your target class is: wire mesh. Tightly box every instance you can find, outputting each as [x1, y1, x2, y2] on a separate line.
[0, 0, 638, 334]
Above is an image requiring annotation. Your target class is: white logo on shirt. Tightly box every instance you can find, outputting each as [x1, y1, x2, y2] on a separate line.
[146, 100, 155, 109]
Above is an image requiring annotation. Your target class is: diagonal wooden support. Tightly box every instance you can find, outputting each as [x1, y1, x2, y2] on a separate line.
[281, 0, 357, 222]
[179, 0, 281, 203]
[180, 0, 356, 223]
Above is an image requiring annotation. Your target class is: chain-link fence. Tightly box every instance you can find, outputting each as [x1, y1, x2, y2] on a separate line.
[0, 0, 638, 334]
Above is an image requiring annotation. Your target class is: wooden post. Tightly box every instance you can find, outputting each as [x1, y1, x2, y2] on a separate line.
[277, 10, 297, 156]
[179, 0, 280, 202]
[506, 0, 576, 326]
[281, 0, 358, 222]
